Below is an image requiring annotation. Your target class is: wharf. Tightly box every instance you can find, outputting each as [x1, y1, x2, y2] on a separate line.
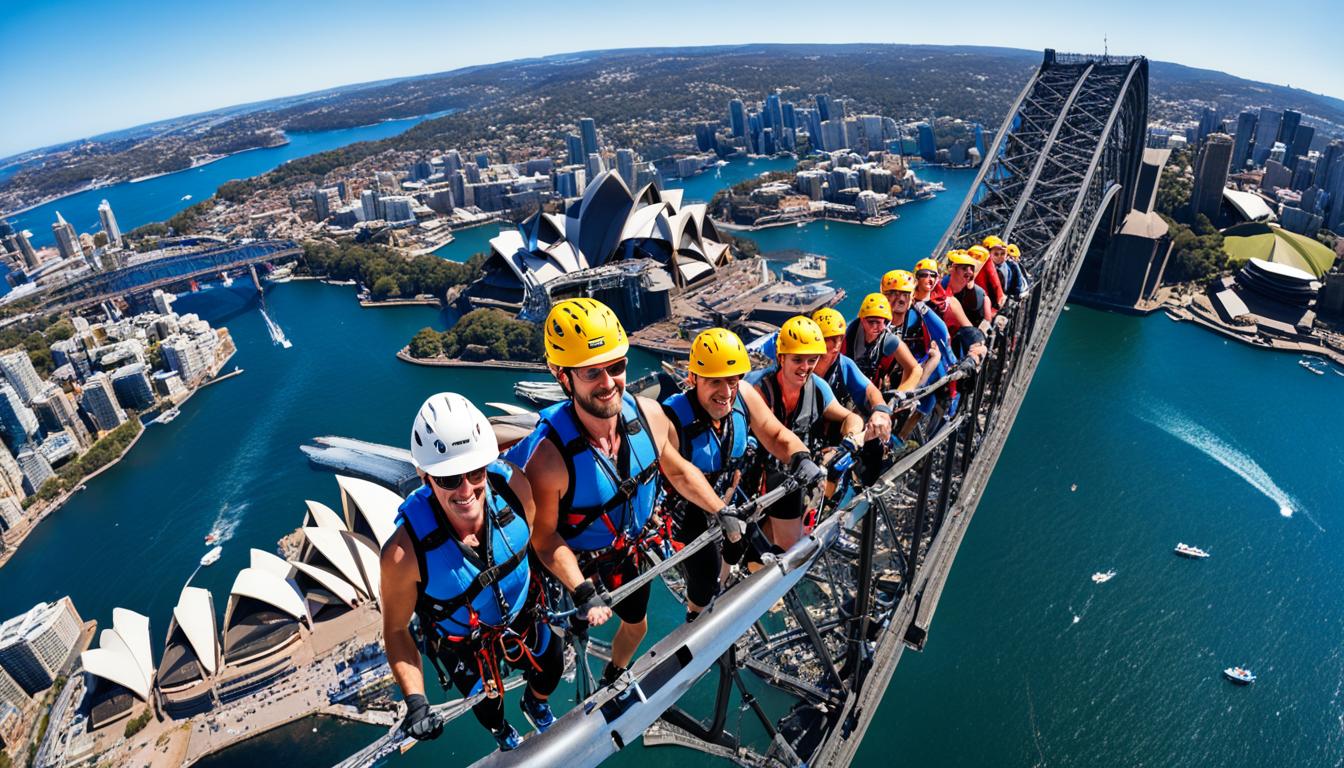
[395, 347, 547, 371]
[359, 296, 441, 308]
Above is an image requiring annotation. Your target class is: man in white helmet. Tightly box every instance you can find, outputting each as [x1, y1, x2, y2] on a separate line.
[381, 392, 564, 752]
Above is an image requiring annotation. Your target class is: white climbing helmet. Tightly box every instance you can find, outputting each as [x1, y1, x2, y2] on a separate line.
[410, 392, 498, 477]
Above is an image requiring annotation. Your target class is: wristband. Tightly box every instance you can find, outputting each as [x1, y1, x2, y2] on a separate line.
[572, 579, 597, 605]
[872, 404, 894, 416]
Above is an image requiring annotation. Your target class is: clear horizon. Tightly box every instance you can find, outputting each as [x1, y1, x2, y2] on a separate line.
[2, 0, 1343, 159]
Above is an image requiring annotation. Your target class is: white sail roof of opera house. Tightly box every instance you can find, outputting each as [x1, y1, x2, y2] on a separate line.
[171, 587, 219, 676]
[227, 568, 308, 624]
[336, 475, 400, 547]
[249, 547, 295, 579]
[348, 533, 383, 608]
[302, 526, 372, 598]
[288, 560, 361, 608]
[81, 608, 154, 700]
[303, 499, 347, 530]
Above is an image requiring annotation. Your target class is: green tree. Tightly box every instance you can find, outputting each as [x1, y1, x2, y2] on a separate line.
[408, 327, 444, 358]
[371, 276, 400, 300]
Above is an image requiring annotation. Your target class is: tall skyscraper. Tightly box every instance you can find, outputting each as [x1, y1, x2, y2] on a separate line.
[782, 102, 797, 133]
[0, 599, 83, 696]
[917, 123, 937, 162]
[579, 118, 600, 159]
[1196, 106, 1220, 146]
[97, 199, 122, 248]
[78, 373, 127, 432]
[1252, 108, 1282, 166]
[0, 384, 38, 451]
[0, 350, 44, 405]
[11, 229, 39, 271]
[31, 385, 91, 450]
[565, 134, 584, 166]
[585, 153, 606, 182]
[1278, 109, 1301, 149]
[1287, 125, 1314, 171]
[615, 149, 638, 188]
[815, 94, 831, 122]
[14, 449, 52, 495]
[1231, 111, 1257, 171]
[51, 212, 84, 261]
[765, 92, 784, 134]
[728, 100, 747, 139]
[1190, 133, 1233, 223]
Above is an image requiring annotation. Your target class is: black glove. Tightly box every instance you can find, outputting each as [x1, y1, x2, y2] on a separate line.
[400, 693, 442, 741]
[717, 505, 748, 540]
[789, 451, 826, 487]
[570, 579, 607, 638]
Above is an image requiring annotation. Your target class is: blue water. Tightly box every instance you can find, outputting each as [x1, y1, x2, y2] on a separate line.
[4, 111, 453, 248]
[3, 158, 1340, 766]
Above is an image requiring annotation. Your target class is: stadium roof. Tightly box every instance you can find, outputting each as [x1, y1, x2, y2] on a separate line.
[1222, 222, 1337, 278]
[336, 475, 400, 547]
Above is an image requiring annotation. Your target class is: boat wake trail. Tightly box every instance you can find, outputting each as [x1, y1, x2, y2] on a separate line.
[206, 501, 249, 544]
[259, 305, 292, 348]
[1140, 405, 1322, 532]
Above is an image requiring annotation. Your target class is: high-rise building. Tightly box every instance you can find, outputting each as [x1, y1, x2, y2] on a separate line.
[1196, 106, 1220, 146]
[815, 94, 831, 123]
[97, 199, 122, 248]
[1251, 108, 1282, 166]
[728, 99, 747, 138]
[14, 449, 53, 495]
[152, 289, 175, 316]
[565, 134, 585, 166]
[110, 363, 155, 411]
[585, 153, 606, 182]
[0, 663, 27, 712]
[0, 447, 25, 502]
[51, 212, 84, 262]
[917, 123, 937, 162]
[31, 385, 91, 450]
[359, 189, 380, 222]
[0, 599, 83, 696]
[1291, 157, 1317, 192]
[1230, 112, 1256, 172]
[1325, 142, 1344, 233]
[1278, 109, 1301, 150]
[615, 149, 638, 189]
[78, 373, 127, 432]
[1260, 159, 1292, 192]
[0, 497, 22, 534]
[0, 350, 44, 405]
[311, 188, 341, 221]
[12, 229, 39, 271]
[782, 102, 797, 133]
[765, 92, 784, 134]
[1287, 125, 1315, 171]
[1190, 133, 1233, 223]
[0, 384, 38, 450]
[579, 118, 600, 159]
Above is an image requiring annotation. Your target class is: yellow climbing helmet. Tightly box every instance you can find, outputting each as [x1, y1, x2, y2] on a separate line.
[948, 250, 979, 266]
[913, 257, 941, 274]
[881, 269, 916, 293]
[776, 316, 827, 357]
[857, 293, 893, 321]
[1007, 243, 1021, 259]
[967, 244, 991, 262]
[544, 298, 629, 368]
[689, 328, 751, 378]
[982, 235, 1006, 250]
[811, 307, 847, 338]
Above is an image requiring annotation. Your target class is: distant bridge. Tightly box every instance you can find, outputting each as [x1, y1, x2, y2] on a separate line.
[34, 238, 302, 312]
[328, 49, 1151, 768]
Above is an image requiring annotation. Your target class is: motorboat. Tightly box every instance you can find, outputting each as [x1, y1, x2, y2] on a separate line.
[204, 531, 221, 546]
[1091, 570, 1116, 584]
[1174, 542, 1209, 559]
[200, 545, 222, 567]
[1298, 359, 1324, 375]
[1223, 666, 1256, 684]
[782, 254, 827, 285]
[155, 407, 180, 425]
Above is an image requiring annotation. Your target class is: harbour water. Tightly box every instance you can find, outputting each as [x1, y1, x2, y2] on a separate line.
[3, 159, 1341, 766]
[3, 110, 454, 250]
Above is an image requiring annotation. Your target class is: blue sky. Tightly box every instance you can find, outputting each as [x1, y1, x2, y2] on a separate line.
[2, 0, 1342, 159]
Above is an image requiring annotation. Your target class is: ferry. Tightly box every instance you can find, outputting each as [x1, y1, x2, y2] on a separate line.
[1091, 570, 1116, 584]
[204, 531, 221, 546]
[1174, 542, 1209, 559]
[154, 407, 180, 425]
[267, 264, 295, 283]
[1223, 666, 1256, 684]
[782, 254, 828, 285]
[200, 545, 222, 567]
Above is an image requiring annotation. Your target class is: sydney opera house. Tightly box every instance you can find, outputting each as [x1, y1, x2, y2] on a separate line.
[77, 476, 401, 730]
[469, 169, 736, 328]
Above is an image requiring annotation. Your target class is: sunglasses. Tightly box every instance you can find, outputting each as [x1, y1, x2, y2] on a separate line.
[570, 358, 628, 383]
[430, 467, 487, 490]
[916, 270, 938, 278]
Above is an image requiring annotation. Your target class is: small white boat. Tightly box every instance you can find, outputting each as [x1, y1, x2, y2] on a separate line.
[200, 545, 222, 567]
[204, 531, 220, 545]
[1223, 666, 1256, 684]
[1091, 570, 1116, 584]
[181, 194, 192, 201]
[514, 380, 567, 406]
[155, 407, 180, 425]
[1298, 359, 1324, 375]
[1174, 542, 1209, 559]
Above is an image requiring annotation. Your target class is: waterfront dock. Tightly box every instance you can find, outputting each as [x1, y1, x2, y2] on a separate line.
[395, 347, 547, 371]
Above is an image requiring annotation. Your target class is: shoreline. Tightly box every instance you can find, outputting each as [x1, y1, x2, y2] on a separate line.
[395, 346, 546, 370]
[0, 345, 238, 571]
[1162, 298, 1344, 366]
[359, 297, 441, 307]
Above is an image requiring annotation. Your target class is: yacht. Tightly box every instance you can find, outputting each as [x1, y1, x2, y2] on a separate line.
[1174, 542, 1209, 559]
[155, 407, 180, 425]
[782, 254, 827, 285]
[1091, 570, 1116, 584]
[1223, 666, 1256, 684]
[200, 545, 222, 567]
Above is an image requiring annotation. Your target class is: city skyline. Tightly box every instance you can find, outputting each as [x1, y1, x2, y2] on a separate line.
[2, 0, 1343, 159]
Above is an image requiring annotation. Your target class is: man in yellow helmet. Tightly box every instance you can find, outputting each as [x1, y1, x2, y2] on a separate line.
[993, 240, 1029, 298]
[810, 306, 899, 439]
[521, 298, 736, 686]
[968, 243, 1006, 310]
[882, 269, 954, 443]
[744, 316, 863, 550]
[661, 328, 823, 621]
